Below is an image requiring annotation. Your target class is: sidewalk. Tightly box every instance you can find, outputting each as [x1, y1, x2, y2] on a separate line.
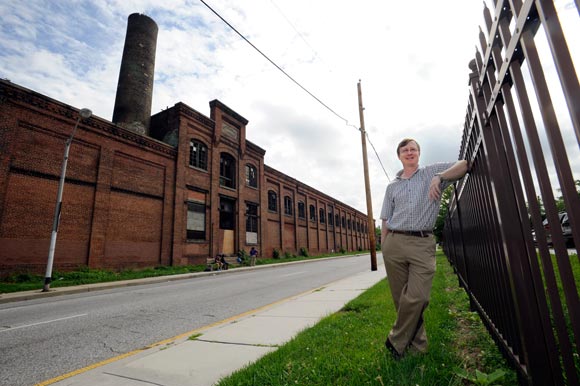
[32, 258, 385, 386]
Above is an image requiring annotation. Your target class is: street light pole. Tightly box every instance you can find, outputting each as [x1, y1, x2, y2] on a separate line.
[43, 108, 92, 292]
[357, 81, 378, 271]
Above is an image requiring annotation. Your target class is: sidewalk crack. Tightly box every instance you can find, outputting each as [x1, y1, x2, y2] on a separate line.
[195, 338, 279, 348]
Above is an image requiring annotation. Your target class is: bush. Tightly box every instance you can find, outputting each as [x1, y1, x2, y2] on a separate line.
[10, 272, 40, 283]
[238, 249, 248, 265]
[339, 247, 346, 254]
[284, 251, 295, 259]
[272, 248, 280, 259]
[299, 247, 309, 257]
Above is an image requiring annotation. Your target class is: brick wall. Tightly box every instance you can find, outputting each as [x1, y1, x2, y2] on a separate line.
[0, 80, 369, 277]
[0, 80, 176, 277]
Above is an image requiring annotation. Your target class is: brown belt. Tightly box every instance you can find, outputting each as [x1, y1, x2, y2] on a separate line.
[390, 230, 432, 238]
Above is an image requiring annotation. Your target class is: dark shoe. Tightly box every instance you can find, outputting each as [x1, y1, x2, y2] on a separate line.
[385, 338, 403, 360]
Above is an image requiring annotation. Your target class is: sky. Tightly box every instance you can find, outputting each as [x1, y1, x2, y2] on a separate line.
[1, 0, 578, 222]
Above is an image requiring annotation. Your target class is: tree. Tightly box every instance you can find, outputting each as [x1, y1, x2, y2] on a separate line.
[538, 179, 580, 216]
[375, 226, 381, 250]
[434, 186, 454, 244]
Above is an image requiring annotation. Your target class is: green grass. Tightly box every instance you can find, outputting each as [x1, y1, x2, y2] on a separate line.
[0, 250, 368, 293]
[0, 264, 210, 293]
[537, 250, 580, 377]
[2, 250, 519, 384]
[215, 252, 517, 386]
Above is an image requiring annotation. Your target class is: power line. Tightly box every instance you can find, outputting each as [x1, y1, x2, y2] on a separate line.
[366, 132, 391, 181]
[268, 0, 330, 71]
[198, 0, 389, 179]
[199, 0, 349, 123]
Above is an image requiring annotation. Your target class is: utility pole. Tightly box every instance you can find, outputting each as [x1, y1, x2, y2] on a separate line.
[43, 108, 92, 292]
[357, 81, 377, 271]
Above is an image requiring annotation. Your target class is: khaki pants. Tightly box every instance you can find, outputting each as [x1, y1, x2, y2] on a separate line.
[381, 232, 436, 354]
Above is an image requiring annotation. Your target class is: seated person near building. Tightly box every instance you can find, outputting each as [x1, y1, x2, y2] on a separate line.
[219, 254, 229, 270]
[214, 254, 223, 270]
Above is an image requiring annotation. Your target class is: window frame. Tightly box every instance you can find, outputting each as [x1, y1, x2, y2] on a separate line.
[268, 190, 278, 212]
[297, 201, 305, 219]
[186, 201, 206, 241]
[284, 196, 293, 216]
[309, 205, 316, 222]
[219, 153, 236, 189]
[189, 139, 208, 170]
[245, 164, 258, 188]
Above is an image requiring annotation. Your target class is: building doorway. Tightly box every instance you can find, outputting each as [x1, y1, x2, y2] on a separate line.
[219, 197, 235, 255]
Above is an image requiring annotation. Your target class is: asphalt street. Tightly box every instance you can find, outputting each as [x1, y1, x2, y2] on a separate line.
[0, 254, 376, 386]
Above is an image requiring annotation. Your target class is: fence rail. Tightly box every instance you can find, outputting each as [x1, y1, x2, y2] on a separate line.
[443, 1, 580, 385]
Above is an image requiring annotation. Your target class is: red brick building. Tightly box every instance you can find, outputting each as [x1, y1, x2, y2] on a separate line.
[0, 79, 369, 276]
[0, 13, 370, 277]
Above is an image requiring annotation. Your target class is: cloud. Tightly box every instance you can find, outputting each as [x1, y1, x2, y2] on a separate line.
[2, 0, 576, 224]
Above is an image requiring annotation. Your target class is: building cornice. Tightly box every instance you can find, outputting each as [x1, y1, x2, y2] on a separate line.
[1, 79, 176, 157]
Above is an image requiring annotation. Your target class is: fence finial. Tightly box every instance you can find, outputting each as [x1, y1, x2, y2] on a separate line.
[468, 59, 477, 72]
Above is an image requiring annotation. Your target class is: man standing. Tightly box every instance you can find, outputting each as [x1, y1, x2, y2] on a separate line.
[380, 138, 468, 359]
[249, 247, 258, 266]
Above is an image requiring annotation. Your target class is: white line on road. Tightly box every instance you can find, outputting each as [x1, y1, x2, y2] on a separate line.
[280, 271, 307, 277]
[0, 314, 88, 333]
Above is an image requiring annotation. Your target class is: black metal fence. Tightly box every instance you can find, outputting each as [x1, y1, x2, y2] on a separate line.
[443, 1, 579, 385]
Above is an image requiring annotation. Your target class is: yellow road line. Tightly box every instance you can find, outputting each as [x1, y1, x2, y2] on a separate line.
[35, 286, 319, 385]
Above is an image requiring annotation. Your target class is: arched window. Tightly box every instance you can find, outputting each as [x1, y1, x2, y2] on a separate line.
[219, 153, 236, 189]
[328, 210, 334, 226]
[298, 201, 305, 219]
[189, 139, 208, 170]
[284, 196, 293, 215]
[245, 164, 258, 188]
[268, 190, 278, 212]
[309, 205, 316, 221]
[319, 208, 325, 224]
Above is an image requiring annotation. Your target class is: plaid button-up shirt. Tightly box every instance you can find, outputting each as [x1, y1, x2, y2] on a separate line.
[380, 162, 455, 231]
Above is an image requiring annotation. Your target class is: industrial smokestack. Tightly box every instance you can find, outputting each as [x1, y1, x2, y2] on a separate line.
[112, 13, 158, 135]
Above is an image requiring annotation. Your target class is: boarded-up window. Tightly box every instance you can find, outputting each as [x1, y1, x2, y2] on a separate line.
[187, 202, 205, 240]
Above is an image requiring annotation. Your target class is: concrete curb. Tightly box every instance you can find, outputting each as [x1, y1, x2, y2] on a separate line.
[0, 253, 372, 304]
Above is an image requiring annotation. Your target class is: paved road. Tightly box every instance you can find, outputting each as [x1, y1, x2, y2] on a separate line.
[0, 254, 378, 386]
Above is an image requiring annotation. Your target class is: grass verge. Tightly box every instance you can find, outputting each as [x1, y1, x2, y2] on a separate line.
[215, 252, 517, 386]
[0, 250, 369, 293]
